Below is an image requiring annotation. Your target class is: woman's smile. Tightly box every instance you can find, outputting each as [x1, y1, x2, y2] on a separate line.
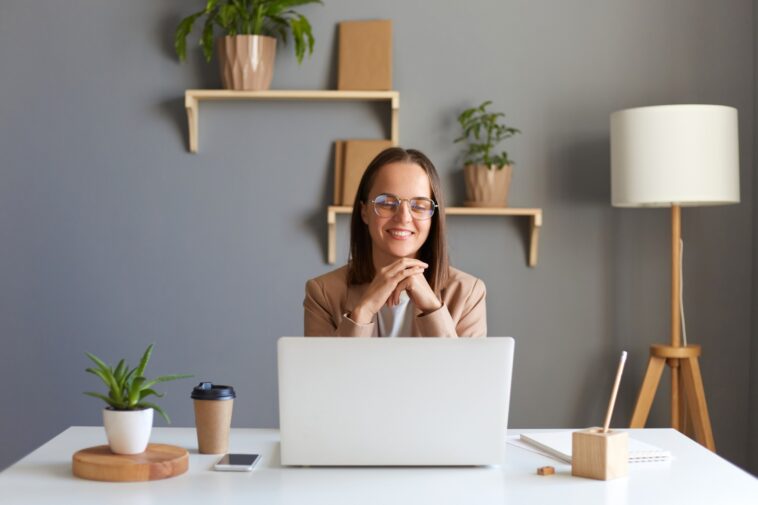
[386, 228, 414, 240]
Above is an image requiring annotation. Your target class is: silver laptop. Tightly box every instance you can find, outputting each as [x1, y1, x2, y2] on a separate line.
[277, 337, 514, 466]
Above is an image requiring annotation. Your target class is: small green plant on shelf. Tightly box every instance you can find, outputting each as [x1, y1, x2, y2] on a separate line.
[175, 0, 323, 64]
[455, 100, 521, 169]
[84, 344, 192, 423]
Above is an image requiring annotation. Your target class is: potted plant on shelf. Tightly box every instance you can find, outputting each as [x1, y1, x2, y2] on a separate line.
[455, 100, 521, 207]
[175, 0, 322, 91]
[84, 344, 192, 455]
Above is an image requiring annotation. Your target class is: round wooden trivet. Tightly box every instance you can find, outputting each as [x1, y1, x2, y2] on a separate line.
[72, 444, 188, 482]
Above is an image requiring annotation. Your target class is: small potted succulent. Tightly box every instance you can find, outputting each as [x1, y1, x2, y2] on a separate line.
[175, 0, 322, 90]
[84, 344, 192, 455]
[455, 101, 521, 207]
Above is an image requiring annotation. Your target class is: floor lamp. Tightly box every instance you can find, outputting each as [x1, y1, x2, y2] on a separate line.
[610, 104, 740, 452]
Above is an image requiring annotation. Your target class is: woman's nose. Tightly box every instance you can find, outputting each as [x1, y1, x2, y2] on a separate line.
[393, 200, 413, 223]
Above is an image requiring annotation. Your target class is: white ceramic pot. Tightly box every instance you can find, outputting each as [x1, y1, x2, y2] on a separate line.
[102, 408, 153, 455]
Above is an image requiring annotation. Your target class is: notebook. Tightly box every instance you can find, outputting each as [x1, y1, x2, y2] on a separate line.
[519, 431, 671, 463]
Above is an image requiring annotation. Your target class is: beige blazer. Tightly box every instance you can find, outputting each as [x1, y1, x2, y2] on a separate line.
[304, 265, 487, 337]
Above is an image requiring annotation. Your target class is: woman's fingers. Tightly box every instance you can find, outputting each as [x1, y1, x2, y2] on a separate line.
[397, 267, 425, 284]
[396, 269, 423, 304]
[383, 258, 428, 278]
[403, 271, 441, 313]
[382, 266, 425, 295]
[390, 276, 415, 306]
[369, 262, 426, 311]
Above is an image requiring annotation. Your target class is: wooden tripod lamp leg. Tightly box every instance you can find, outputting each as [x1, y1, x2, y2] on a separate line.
[670, 359, 682, 430]
[630, 355, 667, 428]
[680, 357, 716, 451]
[678, 365, 693, 438]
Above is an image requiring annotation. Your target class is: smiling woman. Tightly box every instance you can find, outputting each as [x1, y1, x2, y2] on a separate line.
[304, 147, 487, 338]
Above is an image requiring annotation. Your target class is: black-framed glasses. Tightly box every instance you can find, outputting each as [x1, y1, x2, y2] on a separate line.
[369, 193, 438, 220]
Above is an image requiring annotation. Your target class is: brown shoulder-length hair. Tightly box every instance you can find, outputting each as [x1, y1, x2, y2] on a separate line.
[347, 147, 449, 295]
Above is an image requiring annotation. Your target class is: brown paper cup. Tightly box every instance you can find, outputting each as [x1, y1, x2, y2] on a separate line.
[193, 399, 234, 454]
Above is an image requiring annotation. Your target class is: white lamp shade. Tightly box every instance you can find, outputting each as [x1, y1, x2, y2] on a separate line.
[611, 104, 740, 207]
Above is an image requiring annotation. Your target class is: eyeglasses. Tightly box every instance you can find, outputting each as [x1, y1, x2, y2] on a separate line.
[368, 193, 438, 220]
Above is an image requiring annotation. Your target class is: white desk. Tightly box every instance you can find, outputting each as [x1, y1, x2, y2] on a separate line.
[1, 427, 755, 504]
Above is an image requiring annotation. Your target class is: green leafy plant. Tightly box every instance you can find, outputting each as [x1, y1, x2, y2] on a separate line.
[455, 100, 521, 169]
[84, 344, 192, 423]
[175, 0, 323, 64]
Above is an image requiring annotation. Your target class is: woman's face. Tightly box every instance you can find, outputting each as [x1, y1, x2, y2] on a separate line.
[361, 161, 433, 265]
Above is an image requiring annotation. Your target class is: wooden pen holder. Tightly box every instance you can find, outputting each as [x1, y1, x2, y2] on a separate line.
[571, 428, 628, 480]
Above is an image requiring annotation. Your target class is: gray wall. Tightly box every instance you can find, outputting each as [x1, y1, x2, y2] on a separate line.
[1, 0, 755, 474]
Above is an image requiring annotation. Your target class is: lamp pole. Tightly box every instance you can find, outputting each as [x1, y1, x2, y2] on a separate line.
[670, 204, 681, 431]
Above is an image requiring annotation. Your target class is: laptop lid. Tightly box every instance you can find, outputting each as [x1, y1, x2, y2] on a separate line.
[278, 337, 514, 466]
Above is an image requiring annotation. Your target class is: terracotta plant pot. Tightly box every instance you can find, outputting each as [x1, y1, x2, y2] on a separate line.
[217, 35, 277, 91]
[463, 164, 513, 207]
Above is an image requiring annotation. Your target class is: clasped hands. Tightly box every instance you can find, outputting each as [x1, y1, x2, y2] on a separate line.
[350, 258, 442, 324]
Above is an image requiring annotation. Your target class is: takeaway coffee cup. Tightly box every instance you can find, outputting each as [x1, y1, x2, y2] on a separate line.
[191, 382, 236, 454]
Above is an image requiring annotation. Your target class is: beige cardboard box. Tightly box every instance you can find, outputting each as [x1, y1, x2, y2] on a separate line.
[338, 20, 392, 91]
[338, 139, 393, 205]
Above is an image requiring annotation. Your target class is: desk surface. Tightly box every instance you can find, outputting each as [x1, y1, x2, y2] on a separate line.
[1, 427, 755, 505]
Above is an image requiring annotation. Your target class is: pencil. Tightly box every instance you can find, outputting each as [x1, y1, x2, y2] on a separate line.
[603, 351, 627, 433]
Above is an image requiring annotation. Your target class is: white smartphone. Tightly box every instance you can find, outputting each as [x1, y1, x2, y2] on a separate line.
[213, 453, 261, 472]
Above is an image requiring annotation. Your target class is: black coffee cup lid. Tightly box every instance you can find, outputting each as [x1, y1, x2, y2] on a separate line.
[191, 382, 236, 400]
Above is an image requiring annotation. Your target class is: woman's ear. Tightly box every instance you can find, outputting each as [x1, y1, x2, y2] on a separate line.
[360, 202, 369, 224]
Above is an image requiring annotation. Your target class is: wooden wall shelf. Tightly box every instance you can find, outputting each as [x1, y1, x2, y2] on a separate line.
[184, 89, 400, 153]
[327, 206, 543, 267]
[182, 90, 540, 268]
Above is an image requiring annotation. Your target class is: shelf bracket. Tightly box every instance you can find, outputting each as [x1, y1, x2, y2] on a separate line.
[528, 211, 542, 268]
[390, 94, 399, 145]
[185, 94, 199, 153]
[327, 207, 338, 264]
